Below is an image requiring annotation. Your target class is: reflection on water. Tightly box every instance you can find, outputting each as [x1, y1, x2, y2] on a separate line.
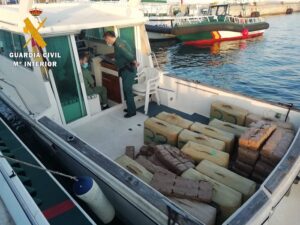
[151, 14, 300, 109]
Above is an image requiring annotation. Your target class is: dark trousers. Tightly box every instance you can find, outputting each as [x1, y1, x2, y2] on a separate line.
[121, 70, 136, 115]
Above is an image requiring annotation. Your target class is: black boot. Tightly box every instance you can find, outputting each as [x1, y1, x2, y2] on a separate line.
[102, 104, 109, 110]
[124, 113, 136, 118]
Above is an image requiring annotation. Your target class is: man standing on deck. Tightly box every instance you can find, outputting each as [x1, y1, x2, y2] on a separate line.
[103, 31, 138, 118]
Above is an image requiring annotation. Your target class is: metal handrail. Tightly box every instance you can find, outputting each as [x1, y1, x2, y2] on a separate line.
[0, 78, 34, 116]
[173, 14, 264, 26]
[174, 15, 211, 26]
[150, 51, 160, 69]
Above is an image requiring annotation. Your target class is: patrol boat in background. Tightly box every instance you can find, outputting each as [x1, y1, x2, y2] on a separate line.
[143, 3, 269, 44]
[141, 0, 204, 40]
[172, 4, 269, 45]
[0, 1, 299, 225]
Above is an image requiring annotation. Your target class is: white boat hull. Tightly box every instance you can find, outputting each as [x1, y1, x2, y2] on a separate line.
[146, 19, 175, 40]
[1, 72, 300, 225]
[147, 31, 175, 40]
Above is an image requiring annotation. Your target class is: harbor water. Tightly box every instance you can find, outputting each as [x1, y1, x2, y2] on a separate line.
[151, 13, 300, 109]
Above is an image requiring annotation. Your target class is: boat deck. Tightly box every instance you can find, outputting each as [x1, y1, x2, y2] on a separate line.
[139, 102, 209, 124]
[72, 102, 209, 160]
[269, 182, 300, 225]
[72, 106, 147, 160]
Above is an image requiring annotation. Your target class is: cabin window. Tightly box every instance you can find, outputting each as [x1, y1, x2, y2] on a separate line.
[85, 28, 104, 41]
[0, 30, 32, 69]
[217, 7, 227, 16]
[119, 27, 136, 55]
[11, 33, 32, 67]
[45, 36, 87, 123]
[0, 30, 14, 58]
[209, 7, 218, 17]
[85, 27, 114, 42]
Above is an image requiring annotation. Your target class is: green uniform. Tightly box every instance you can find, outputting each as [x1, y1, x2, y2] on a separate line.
[114, 37, 136, 115]
[82, 67, 108, 105]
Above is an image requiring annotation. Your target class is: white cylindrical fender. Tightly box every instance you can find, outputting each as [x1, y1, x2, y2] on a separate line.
[73, 177, 115, 224]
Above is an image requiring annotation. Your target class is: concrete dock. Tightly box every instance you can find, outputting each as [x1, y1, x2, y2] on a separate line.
[229, 2, 300, 17]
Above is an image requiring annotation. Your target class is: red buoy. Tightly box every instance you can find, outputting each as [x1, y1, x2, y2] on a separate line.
[242, 29, 249, 38]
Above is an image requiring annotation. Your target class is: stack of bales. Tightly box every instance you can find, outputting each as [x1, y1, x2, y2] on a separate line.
[115, 101, 295, 224]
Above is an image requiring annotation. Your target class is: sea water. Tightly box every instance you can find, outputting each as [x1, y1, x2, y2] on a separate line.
[151, 13, 300, 109]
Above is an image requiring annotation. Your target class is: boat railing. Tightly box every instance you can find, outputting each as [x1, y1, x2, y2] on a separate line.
[173, 15, 211, 26]
[141, 3, 170, 17]
[173, 15, 264, 26]
[224, 16, 265, 24]
[150, 51, 160, 69]
[0, 78, 34, 116]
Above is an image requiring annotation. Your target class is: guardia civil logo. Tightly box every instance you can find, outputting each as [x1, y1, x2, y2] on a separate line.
[10, 7, 59, 77]
[23, 7, 47, 49]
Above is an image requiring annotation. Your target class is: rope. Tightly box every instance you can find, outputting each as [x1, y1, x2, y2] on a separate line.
[0, 154, 78, 181]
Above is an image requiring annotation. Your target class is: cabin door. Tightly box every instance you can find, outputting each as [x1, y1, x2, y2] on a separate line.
[45, 36, 87, 123]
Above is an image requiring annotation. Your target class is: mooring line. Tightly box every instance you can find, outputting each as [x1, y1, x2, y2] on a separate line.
[0, 154, 78, 181]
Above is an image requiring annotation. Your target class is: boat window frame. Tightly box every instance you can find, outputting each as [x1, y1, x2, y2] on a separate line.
[208, 4, 229, 16]
[69, 34, 91, 118]
[83, 26, 114, 44]
[43, 35, 90, 125]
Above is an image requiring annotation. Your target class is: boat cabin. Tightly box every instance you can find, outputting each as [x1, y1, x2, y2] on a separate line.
[208, 4, 230, 17]
[0, 1, 152, 127]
